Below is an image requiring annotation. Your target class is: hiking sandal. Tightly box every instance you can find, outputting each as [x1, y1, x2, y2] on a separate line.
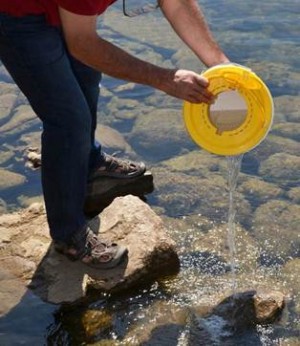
[91, 154, 146, 179]
[54, 227, 128, 269]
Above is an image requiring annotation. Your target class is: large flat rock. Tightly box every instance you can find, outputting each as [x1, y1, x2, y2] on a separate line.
[0, 195, 179, 305]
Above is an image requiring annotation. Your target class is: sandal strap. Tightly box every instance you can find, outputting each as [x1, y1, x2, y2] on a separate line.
[54, 228, 126, 267]
[84, 232, 118, 263]
[105, 155, 138, 174]
[87, 153, 146, 180]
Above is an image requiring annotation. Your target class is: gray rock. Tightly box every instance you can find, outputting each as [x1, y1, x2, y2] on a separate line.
[0, 104, 38, 137]
[185, 290, 285, 345]
[0, 168, 26, 190]
[161, 150, 224, 178]
[211, 290, 285, 327]
[259, 153, 300, 186]
[245, 135, 299, 165]
[274, 95, 300, 123]
[129, 109, 194, 161]
[152, 167, 251, 226]
[252, 200, 300, 262]
[0, 196, 179, 304]
[287, 187, 300, 203]
[0, 93, 17, 122]
[238, 176, 283, 206]
[94, 124, 135, 156]
[271, 122, 300, 141]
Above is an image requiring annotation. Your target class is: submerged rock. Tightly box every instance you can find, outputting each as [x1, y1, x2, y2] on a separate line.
[152, 167, 251, 225]
[129, 108, 194, 161]
[244, 135, 299, 167]
[259, 153, 300, 187]
[211, 290, 285, 327]
[238, 176, 283, 207]
[272, 122, 300, 141]
[186, 290, 285, 345]
[287, 187, 300, 203]
[252, 200, 300, 263]
[0, 196, 179, 305]
[0, 168, 26, 190]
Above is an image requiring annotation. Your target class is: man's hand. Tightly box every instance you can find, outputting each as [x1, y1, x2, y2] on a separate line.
[165, 69, 214, 104]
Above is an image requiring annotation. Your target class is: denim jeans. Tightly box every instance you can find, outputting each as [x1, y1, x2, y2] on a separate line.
[0, 13, 104, 243]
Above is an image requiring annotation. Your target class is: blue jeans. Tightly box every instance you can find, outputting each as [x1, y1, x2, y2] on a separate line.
[0, 14, 104, 243]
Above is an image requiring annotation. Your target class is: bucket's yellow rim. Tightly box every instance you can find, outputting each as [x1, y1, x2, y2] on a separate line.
[183, 64, 274, 156]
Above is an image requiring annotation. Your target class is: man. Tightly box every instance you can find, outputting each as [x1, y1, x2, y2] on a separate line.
[0, 0, 230, 269]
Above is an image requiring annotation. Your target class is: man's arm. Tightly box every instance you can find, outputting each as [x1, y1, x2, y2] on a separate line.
[58, 7, 214, 103]
[159, 0, 230, 67]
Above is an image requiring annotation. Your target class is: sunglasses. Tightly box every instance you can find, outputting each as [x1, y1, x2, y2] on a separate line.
[122, 0, 159, 17]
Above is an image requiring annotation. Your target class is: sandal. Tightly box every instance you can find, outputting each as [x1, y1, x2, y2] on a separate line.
[91, 154, 146, 179]
[54, 227, 128, 269]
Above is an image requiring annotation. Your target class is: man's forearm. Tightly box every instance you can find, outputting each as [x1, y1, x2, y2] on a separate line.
[160, 0, 230, 67]
[59, 7, 215, 103]
[70, 32, 174, 92]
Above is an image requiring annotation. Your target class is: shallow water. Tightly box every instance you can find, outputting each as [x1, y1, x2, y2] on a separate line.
[0, 0, 300, 345]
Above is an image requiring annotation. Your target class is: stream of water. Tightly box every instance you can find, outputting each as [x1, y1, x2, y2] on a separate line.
[226, 154, 244, 295]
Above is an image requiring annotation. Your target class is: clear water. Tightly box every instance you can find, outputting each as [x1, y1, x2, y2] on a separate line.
[226, 155, 244, 295]
[0, 0, 299, 345]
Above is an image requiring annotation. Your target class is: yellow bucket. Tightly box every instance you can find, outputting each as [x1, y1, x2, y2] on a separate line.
[183, 64, 274, 156]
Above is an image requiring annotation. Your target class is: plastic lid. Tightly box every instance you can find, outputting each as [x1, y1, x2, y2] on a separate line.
[183, 64, 274, 156]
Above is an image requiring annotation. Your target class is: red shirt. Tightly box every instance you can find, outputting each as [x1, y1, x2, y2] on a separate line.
[0, 0, 116, 26]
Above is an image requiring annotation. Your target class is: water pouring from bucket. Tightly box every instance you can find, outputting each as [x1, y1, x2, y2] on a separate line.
[183, 64, 274, 294]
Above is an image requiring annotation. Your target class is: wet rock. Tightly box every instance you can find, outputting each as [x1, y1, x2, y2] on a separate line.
[129, 109, 194, 161]
[0, 93, 17, 122]
[244, 135, 299, 167]
[161, 150, 225, 178]
[238, 176, 283, 206]
[0, 269, 27, 316]
[0, 65, 14, 83]
[209, 290, 285, 328]
[152, 167, 252, 226]
[0, 196, 179, 304]
[184, 290, 285, 345]
[18, 131, 41, 151]
[94, 125, 135, 156]
[0, 168, 26, 190]
[26, 147, 41, 169]
[104, 95, 141, 121]
[81, 309, 113, 341]
[274, 95, 300, 123]
[252, 200, 300, 263]
[271, 122, 300, 141]
[259, 153, 300, 186]
[287, 186, 300, 203]
[280, 338, 300, 346]
[0, 104, 38, 137]
[17, 195, 44, 208]
[0, 145, 14, 165]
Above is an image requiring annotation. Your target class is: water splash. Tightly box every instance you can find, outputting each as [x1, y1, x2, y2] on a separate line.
[226, 155, 244, 294]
